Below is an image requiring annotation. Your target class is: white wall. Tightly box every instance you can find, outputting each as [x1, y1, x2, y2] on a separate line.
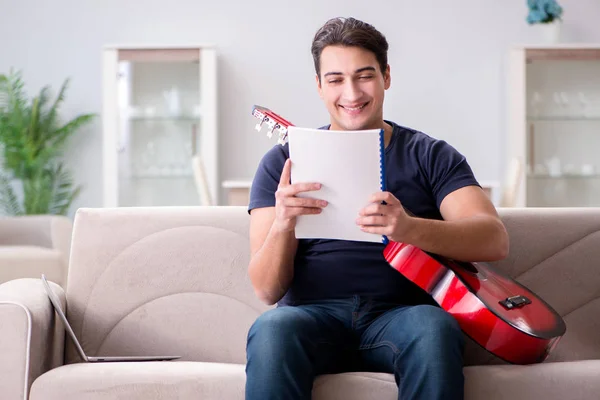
[1, 0, 600, 214]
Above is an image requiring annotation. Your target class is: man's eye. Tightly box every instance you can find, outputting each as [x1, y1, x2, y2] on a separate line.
[328, 79, 342, 84]
[359, 75, 373, 80]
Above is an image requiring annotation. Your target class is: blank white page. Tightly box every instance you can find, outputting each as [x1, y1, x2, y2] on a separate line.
[287, 126, 385, 243]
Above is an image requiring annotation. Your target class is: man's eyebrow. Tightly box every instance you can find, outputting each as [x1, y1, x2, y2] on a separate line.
[355, 66, 376, 74]
[323, 66, 377, 78]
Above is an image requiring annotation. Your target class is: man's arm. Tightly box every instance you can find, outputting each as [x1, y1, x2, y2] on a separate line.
[406, 185, 508, 261]
[248, 158, 326, 305]
[358, 185, 509, 262]
[248, 207, 298, 305]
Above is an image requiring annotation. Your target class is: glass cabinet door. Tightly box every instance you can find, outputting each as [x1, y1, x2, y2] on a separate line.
[103, 46, 217, 207]
[525, 48, 600, 207]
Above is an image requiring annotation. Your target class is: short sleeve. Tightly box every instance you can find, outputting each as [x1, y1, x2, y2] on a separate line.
[425, 139, 481, 208]
[247, 144, 289, 214]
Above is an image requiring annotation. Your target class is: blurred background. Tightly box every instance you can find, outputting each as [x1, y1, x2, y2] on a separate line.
[1, 0, 600, 216]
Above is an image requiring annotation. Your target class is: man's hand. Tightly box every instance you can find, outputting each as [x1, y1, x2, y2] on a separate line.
[356, 191, 414, 242]
[357, 186, 509, 262]
[273, 158, 328, 233]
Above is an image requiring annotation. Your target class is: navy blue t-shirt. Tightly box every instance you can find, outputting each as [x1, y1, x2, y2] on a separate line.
[248, 120, 480, 306]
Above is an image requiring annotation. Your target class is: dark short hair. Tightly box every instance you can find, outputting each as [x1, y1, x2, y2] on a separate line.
[311, 17, 389, 80]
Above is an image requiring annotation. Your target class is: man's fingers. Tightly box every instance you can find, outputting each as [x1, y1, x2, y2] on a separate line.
[369, 191, 400, 205]
[282, 196, 328, 208]
[279, 158, 292, 187]
[278, 160, 323, 194]
[359, 202, 389, 216]
[356, 215, 387, 226]
[290, 182, 322, 194]
[277, 182, 322, 200]
[276, 160, 325, 216]
[287, 206, 323, 216]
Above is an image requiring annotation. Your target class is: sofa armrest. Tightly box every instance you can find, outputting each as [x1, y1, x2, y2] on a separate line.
[0, 278, 65, 400]
[0, 215, 73, 255]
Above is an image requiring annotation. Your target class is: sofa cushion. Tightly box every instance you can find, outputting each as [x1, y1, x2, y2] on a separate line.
[0, 245, 59, 258]
[313, 360, 600, 399]
[29, 361, 247, 400]
[0, 246, 62, 266]
[0, 246, 64, 285]
[64, 207, 272, 365]
[313, 371, 397, 399]
[463, 360, 600, 400]
[28, 360, 600, 400]
[491, 208, 600, 364]
[314, 360, 600, 399]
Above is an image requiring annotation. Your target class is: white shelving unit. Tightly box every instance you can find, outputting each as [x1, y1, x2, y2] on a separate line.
[506, 44, 600, 207]
[102, 45, 218, 207]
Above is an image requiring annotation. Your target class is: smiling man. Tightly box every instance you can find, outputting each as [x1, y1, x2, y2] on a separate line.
[245, 17, 509, 400]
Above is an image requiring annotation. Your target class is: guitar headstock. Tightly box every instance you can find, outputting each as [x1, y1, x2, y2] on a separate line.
[252, 105, 294, 145]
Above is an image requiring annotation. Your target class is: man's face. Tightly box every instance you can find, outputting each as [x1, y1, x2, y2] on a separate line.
[316, 45, 390, 131]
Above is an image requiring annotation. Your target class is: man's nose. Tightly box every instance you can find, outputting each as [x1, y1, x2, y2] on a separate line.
[342, 80, 363, 102]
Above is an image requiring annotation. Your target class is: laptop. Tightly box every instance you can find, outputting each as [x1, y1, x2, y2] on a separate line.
[41, 274, 180, 362]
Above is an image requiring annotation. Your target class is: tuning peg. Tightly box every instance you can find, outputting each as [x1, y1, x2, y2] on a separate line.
[277, 133, 288, 145]
[264, 118, 276, 138]
[252, 109, 264, 119]
[253, 110, 266, 131]
[277, 127, 288, 145]
[255, 116, 267, 132]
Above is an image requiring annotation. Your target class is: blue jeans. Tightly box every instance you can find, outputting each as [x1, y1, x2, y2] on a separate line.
[245, 296, 464, 400]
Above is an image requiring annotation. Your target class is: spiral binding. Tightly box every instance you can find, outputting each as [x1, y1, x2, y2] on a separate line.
[379, 129, 389, 245]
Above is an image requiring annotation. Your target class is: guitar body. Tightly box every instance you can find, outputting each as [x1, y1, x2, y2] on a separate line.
[383, 241, 566, 364]
[251, 104, 567, 365]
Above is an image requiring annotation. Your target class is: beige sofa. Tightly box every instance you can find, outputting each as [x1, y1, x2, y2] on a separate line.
[1, 206, 599, 400]
[0, 215, 72, 287]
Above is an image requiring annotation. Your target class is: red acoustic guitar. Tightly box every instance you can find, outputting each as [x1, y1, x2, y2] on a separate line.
[251, 105, 566, 365]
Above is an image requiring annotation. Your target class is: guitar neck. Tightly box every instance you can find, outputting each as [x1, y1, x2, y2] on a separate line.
[252, 105, 294, 144]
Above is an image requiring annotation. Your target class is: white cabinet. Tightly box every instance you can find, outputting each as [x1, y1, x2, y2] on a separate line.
[507, 45, 600, 207]
[102, 45, 217, 207]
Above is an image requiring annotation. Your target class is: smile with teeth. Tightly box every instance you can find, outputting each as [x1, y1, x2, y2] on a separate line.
[340, 102, 368, 111]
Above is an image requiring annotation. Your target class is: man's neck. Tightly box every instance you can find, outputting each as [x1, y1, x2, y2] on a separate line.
[382, 121, 393, 148]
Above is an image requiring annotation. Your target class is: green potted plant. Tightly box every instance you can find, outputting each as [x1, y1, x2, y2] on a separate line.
[0, 69, 96, 216]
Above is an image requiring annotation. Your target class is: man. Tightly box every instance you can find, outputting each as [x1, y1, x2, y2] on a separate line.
[245, 16, 509, 400]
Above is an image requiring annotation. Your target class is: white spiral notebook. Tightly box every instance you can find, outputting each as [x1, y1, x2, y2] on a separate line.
[287, 126, 387, 243]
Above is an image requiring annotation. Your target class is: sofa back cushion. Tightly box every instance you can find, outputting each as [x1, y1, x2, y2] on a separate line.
[65, 206, 600, 366]
[464, 207, 600, 366]
[64, 206, 271, 365]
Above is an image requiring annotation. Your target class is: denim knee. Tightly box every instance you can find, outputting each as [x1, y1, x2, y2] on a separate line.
[246, 307, 310, 363]
[405, 305, 464, 355]
[246, 307, 324, 399]
[394, 305, 465, 400]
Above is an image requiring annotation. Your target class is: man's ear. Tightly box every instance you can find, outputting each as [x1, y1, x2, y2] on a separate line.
[384, 64, 391, 90]
[316, 74, 323, 99]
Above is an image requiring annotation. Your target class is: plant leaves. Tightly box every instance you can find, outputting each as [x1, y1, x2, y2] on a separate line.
[0, 69, 95, 215]
[0, 171, 23, 216]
